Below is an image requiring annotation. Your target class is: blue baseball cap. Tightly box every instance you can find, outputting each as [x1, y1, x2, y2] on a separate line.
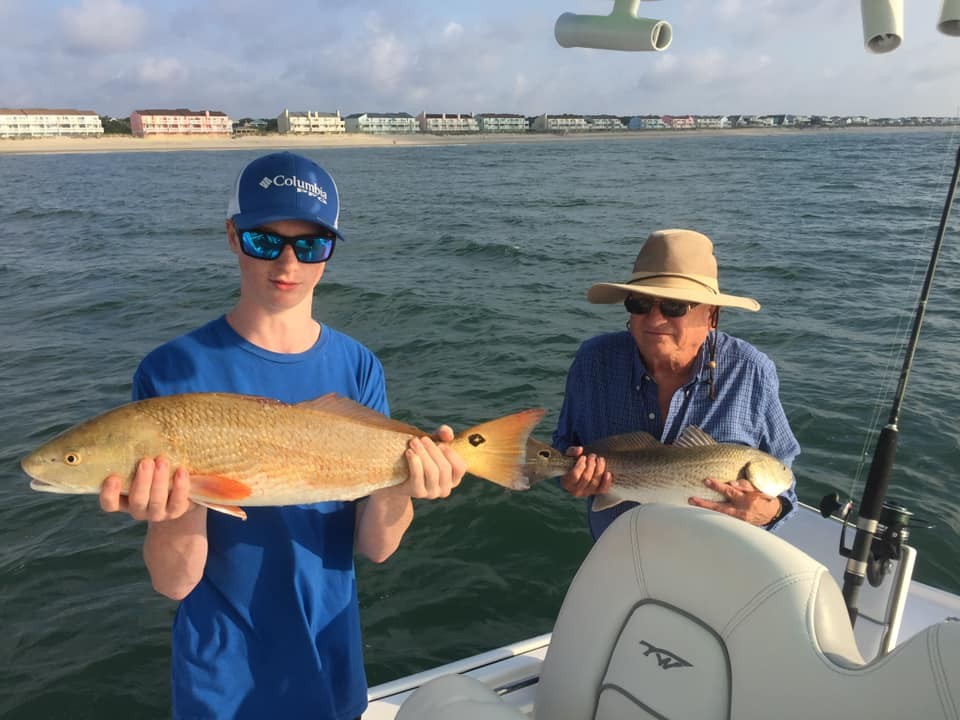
[227, 151, 344, 239]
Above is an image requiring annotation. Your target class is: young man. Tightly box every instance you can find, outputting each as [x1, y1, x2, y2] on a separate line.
[553, 228, 800, 540]
[99, 151, 466, 719]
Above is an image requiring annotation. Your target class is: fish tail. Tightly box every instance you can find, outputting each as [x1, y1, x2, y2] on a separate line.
[452, 408, 546, 490]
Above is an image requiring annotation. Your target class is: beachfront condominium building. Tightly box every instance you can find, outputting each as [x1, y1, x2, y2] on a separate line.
[629, 115, 667, 130]
[344, 112, 419, 134]
[0, 109, 103, 138]
[416, 112, 479, 134]
[531, 113, 590, 132]
[586, 115, 626, 131]
[476, 113, 528, 133]
[130, 109, 232, 137]
[695, 115, 731, 129]
[277, 109, 345, 134]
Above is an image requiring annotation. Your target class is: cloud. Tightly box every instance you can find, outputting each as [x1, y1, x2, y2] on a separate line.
[136, 58, 189, 86]
[59, 0, 146, 53]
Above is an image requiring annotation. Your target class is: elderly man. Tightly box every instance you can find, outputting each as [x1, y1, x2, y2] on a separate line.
[553, 228, 799, 540]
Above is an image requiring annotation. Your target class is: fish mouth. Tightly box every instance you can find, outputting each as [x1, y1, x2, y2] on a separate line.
[28, 478, 87, 494]
[29, 478, 58, 493]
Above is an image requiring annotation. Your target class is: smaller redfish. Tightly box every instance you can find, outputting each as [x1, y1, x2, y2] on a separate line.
[524, 425, 793, 511]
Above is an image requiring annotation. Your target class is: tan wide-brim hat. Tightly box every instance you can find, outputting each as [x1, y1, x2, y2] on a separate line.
[587, 228, 761, 311]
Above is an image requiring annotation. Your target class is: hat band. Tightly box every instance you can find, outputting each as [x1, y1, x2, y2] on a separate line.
[628, 272, 720, 296]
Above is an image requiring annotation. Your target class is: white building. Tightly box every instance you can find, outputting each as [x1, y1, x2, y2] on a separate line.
[531, 113, 590, 132]
[586, 115, 625, 131]
[476, 113, 528, 133]
[277, 109, 344, 134]
[695, 115, 730, 129]
[0, 109, 104, 138]
[417, 112, 479, 134]
[344, 112, 419, 134]
[629, 115, 666, 130]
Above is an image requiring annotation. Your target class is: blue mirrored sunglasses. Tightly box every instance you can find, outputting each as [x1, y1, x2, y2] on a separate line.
[239, 228, 336, 264]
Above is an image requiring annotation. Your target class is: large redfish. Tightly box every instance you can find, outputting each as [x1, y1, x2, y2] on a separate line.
[524, 425, 793, 510]
[21, 393, 545, 519]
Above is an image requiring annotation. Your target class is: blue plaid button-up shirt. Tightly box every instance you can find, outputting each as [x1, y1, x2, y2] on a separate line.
[552, 330, 800, 540]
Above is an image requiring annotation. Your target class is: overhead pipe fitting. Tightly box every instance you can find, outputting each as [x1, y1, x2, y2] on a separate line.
[860, 0, 903, 53]
[938, 0, 960, 36]
[554, 0, 672, 52]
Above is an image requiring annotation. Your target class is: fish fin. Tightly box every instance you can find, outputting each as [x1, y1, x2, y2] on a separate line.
[194, 500, 248, 520]
[452, 409, 546, 490]
[587, 431, 661, 454]
[672, 425, 718, 449]
[190, 474, 253, 501]
[298, 394, 425, 436]
[591, 492, 626, 512]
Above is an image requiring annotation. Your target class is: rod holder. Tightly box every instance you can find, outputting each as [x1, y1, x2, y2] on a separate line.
[860, 0, 904, 53]
[555, 0, 672, 52]
[939, 0, 960, 36]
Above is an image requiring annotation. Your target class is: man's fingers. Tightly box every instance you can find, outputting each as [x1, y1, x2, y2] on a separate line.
[125, 457, 156, 517]
[99, 475, 123, 512]
[146, 456, 173, 520]
[167, 468, 193, 517]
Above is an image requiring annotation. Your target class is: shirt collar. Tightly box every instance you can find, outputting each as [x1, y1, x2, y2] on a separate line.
[629, 331, 713, 388]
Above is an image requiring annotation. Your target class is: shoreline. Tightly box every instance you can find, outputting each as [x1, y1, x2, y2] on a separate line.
[0, 125, 951, 156]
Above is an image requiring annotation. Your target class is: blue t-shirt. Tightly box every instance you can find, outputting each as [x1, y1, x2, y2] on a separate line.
[134, 316, 387, 720]
[552, 330, 800, 540]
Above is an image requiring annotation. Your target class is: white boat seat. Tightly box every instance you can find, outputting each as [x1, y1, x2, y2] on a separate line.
[397, 504, 960, 719]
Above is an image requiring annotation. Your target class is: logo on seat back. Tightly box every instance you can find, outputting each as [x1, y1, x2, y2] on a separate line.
[258, 174, 328, 203]
[638, 640, 692, 670]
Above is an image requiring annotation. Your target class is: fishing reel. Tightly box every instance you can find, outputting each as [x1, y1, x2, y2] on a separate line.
[821, 494, 919, 587]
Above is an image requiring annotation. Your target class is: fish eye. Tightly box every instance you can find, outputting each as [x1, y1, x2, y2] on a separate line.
[538, 450, 551, 458]
[64, 452, 82, 466]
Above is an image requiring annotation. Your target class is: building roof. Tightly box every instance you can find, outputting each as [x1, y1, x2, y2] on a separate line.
[133, 109, 228, 117]
[0, 108, 98, 115]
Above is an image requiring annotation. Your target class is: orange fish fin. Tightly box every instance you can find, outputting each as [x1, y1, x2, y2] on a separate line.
[297, 394, 424, 436]
[190, 474, 253, 501]
[195, 500, 247, 520]
[452, 409, 546, 491]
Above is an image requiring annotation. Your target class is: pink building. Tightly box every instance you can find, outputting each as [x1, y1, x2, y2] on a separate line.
[130, 108, 232, 137]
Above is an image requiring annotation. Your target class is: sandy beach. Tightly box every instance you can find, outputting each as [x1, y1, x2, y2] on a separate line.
[0, 125, 946, 156]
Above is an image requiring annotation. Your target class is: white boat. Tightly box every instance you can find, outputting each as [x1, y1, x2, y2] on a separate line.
[366, 503, 960, 718]
[365, 3, 960, 717]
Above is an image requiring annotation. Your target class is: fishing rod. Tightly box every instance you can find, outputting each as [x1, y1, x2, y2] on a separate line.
[835, 143, 960, 627]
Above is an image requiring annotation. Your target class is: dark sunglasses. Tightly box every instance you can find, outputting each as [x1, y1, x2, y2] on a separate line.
[238, 228, 336, 264]
[624, 295, 699, 318]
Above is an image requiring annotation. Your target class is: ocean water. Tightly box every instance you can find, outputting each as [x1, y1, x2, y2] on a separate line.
[2, 129, 959, 717]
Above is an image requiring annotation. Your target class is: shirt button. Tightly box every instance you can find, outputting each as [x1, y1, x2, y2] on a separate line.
[635, 385, 641, 391]
[648, 412, 656, 420]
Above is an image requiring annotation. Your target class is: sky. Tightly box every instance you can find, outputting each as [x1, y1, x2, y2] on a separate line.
[1, 0, 958, 120]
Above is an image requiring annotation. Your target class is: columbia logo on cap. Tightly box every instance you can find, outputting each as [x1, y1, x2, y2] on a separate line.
[257, 174, 328, 204]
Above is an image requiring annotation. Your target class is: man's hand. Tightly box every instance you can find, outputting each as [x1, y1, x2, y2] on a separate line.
[99, 456, 196, 522]
[688, 478, 781, 526]
[559, 446, 614, 498]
